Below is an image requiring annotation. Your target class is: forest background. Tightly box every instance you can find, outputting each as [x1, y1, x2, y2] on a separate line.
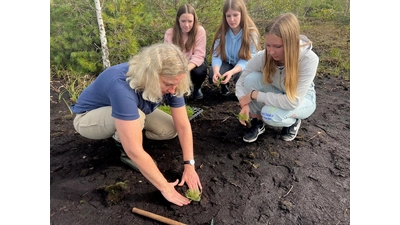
[50, 0, 350, 103]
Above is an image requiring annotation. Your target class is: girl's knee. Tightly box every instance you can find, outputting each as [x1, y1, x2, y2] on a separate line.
[261, 106, 286, 127]
[243, 71, 263, 90]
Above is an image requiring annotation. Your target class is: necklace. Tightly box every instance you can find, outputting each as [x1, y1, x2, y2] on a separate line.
[275, 60, 285, 74]
[277, 65, 285, 75]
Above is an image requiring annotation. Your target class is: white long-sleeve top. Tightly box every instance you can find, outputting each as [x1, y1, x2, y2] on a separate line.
[235, 35, 319, 110]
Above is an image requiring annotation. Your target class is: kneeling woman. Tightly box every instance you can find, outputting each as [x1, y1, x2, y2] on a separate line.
[71, 43, 202, 206]
[235, 13, 319, 143]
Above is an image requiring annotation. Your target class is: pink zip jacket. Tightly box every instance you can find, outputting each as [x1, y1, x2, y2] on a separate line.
[164, 25, 206, 67]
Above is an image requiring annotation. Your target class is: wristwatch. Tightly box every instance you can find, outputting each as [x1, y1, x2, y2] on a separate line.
[184, 159, 195, 165]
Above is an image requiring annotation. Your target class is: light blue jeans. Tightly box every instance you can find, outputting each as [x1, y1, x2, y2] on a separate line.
[243, 71, 316, 127]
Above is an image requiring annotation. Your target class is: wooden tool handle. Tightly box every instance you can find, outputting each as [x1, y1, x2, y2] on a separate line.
[132, 207, 187, 225]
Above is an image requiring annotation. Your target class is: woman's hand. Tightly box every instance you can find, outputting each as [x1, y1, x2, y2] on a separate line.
[160, 179, 191, 206]
[178, 166, 203, 191]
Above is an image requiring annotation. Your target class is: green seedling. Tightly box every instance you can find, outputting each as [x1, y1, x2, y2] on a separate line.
[158, 104, 194, 118]
[237, 113, 251, 128]
[186, 106, 194, 118]
[185, 189, 202, 201]
[215, 75, 225, 87]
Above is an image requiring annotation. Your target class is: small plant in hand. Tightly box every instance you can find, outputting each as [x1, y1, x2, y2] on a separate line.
[237, 113, 252, 128]
[215, 75, 225, 87]
[185, 189, 202, 201]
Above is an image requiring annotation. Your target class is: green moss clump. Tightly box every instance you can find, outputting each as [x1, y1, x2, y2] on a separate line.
[185, 189, 202, 201]
[158, 105, 194, 118]
[157, 104, 172, 115]
[97, 181, 130, 206]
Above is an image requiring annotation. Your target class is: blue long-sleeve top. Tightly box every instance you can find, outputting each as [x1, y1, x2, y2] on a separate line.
[211, 28, 258, 70]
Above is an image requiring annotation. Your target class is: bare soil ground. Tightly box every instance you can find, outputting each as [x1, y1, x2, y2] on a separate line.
[50, 71, 350, 224]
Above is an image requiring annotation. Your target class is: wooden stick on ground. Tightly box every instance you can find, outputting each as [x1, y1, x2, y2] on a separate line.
[132, 207, 187, 225]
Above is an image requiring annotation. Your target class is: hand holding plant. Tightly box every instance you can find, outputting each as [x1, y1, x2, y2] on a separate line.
[237, 113, 252, 128]
[215, 75, 225, 87]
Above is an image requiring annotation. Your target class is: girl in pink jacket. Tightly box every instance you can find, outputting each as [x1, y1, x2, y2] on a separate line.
[164, 4, 208, 99]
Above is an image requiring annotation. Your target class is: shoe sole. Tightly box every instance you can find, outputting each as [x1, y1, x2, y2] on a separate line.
[282, 120, 301, 141]
[243, 126, 266, 143]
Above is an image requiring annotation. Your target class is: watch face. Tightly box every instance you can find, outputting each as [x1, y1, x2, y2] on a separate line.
[185, 159, 195, 165]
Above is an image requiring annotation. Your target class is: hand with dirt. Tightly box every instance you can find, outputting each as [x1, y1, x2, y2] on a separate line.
[160, 179, 191, 206]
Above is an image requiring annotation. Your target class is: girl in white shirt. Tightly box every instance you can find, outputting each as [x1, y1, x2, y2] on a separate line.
[235, 13, 319, 143]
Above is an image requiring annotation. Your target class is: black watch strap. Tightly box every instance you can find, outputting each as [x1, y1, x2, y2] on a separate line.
[184, 159, 195, 165]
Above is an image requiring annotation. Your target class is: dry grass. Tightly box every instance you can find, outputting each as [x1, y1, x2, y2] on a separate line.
[301, 20, 350, 80]
[256, 18, 350, 80]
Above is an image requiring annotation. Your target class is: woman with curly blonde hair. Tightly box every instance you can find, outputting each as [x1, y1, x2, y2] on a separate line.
[71, 43, 202, 206]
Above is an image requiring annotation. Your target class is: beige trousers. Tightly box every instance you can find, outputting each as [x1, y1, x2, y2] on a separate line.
[73, 106, 177, 142]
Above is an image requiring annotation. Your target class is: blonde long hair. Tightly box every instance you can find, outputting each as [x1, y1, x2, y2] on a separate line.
[263, 13, 311, 102]
[211, 0, 261, 61]
[126, 43, 191, 102]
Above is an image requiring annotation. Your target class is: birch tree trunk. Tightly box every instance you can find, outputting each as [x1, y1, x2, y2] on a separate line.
[94, 0, 110, 69]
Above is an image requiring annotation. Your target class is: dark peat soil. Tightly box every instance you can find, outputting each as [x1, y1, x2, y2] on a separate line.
[50, 74, 350, 225]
